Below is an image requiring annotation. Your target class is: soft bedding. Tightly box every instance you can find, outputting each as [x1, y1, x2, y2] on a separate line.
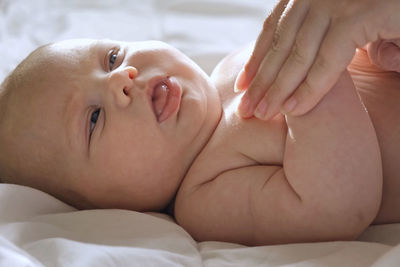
[1, 0, 400, 266]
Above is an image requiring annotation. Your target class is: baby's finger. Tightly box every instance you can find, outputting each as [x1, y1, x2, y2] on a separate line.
[254, 8, 330, 120]
[235, 0, 289, 92]
[283, 29, 356, 116]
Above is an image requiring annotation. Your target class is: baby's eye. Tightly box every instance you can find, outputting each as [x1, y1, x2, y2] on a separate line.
[109, 49, 119, 71]
[89, 108, 101, 137]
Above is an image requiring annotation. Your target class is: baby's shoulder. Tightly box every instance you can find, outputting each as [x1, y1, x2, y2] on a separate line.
[211, 42, 254, 103]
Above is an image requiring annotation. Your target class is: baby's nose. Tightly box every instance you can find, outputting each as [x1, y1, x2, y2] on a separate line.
[109, 66, 138, 91]
[126, 66, 138, 80]
[122, 67, 138, 95]
[108, 66, 139, 108]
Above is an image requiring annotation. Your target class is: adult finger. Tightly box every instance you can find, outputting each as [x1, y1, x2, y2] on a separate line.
[253, 7, 330, 120]
[235, 0, 289, 92]
[367, 39, 400, 72]
[238, 0, 310, 118]
[282, 26, 357, 116]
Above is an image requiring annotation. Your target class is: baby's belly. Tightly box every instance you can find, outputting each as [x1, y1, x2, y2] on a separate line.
[351, 69, 400, 223]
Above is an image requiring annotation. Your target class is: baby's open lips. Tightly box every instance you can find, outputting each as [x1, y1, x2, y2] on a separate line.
[152, 82, 169, 118]
[148, 76, 182, 123]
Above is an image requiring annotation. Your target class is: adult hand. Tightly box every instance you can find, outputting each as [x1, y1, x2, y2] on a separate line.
[235, 0, 400, 120]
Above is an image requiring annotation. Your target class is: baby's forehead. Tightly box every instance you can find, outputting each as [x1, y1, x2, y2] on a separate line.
[4, 43, 89, 132]
[45, 39, 97, 70]
[43, 39, 123, 81]
[7, 38, 120, 128]
[27, 40, 103, 99]
[49, 38, 117, 58]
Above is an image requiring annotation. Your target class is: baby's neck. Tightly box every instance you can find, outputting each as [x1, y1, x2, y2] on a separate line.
[167, 45, 252, 216]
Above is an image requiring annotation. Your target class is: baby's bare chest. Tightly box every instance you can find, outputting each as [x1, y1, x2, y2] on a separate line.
[183, 95, 287, 187]
[182, 44, 288, 189]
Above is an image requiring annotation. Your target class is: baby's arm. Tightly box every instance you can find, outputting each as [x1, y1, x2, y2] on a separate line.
[280, 71, 382, 239]
[175, 71, 382, 246]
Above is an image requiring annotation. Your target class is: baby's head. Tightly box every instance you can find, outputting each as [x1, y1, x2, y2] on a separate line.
[0, 39, 221, 211]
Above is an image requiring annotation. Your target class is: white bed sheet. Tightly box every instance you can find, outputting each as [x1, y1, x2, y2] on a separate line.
[1, 0, 400, 266]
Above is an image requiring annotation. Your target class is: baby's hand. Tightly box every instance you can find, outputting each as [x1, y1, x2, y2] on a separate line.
[367, 39, 400, 73]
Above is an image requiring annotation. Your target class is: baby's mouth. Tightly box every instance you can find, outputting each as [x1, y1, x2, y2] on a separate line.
[152, 82, 169, 119]
[149, 76, 182, 123]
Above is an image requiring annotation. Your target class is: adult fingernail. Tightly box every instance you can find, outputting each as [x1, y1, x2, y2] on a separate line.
[282, 98, 297, 114]
[238, 94, 251, 117]
[255, 100, 268, 119]
[234, 69, 246, 92]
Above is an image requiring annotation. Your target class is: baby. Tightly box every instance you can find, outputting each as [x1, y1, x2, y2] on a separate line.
[0, 37, 398, 246]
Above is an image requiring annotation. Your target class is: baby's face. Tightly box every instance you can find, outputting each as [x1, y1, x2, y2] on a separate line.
[11, 39, 221, 210]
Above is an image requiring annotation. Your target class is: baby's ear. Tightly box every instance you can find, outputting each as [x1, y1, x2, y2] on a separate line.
[366, 39, 400, 73]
